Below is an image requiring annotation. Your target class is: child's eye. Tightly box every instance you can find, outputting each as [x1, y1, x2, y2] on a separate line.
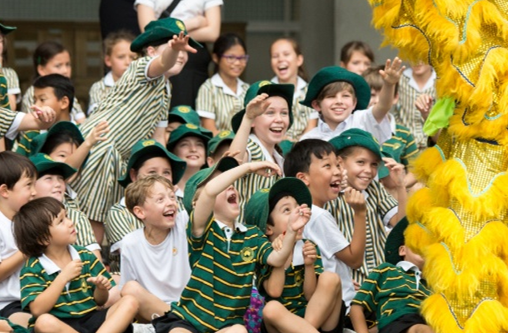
[281, 111, 289, 117]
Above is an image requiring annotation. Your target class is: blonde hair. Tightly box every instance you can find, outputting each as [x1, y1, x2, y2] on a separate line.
[125, 175, 174, 214]
[103, 30, 135, 56]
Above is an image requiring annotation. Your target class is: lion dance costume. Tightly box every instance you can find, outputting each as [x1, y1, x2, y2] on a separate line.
[368, 0, 508, 331]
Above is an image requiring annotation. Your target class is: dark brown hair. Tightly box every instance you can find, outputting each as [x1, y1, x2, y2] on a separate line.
[270, 37, 308, 82]
[0, 151, 37, 190]
[33, 41, 68, 79]
[340, 41, 375, 65]
[103, 30, 135, 56]
[315, 81, 356, 105]
[13, 197, 65, 257]
[362, 65, 399, 96]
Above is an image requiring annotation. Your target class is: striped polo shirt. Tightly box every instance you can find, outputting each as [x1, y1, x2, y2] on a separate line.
[87, 71, 115, 115]
[381, 123, 419, 166]
[0, 72, 9, 109]
[326, 181, 398, 284]
[393, 68, 436, 150]
[15, 130, 40, 156]
[66, 205, 100, 252]
[20, 245, 115, 327]
[271, 76, 318, 141]
[352, 261, 431, 329]
[196, 73, 249, 132]
[0, 107, 19, 139]
[170, 214, 273, 332]
[257, 240, 323, 317]
[1, 67, 21, 96]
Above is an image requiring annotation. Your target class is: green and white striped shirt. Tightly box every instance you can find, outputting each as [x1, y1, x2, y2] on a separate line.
[0, 106, 20, 139]
[66, 205, 100, 252]
[196, 73, 249, 132]
[1, 67, 20, 96]
[87, 71, 115, 115]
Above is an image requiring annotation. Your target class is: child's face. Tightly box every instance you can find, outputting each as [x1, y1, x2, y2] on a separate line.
[137, 182, 178, 230]
[411, 63, 432, 77]
[267, 196, 301, 241]
[49, 209, 76, 247]
[5, 174, 37, 213]
[49, 142, 78, 163]
[216, 44, 247, 80]
[207, 142, 231, 167]
[38, 51, 72, 78]
[252, 96, 290, 147]
[34, 87, 69, 121]
[35, 174, 66, 202]
[312, 89, 357, 129]
[165, 121, 184, 144]
[105, 40, 136, 81]
[340, 147, 380, 191]
[270, 39, 303, 83]
[342, 51, 371, 75]
[368, 89, 380, 108]
[133, 157, 173, 183]
[213, 184, 240, 222]
[302, 152, 341, 207]
[399, 245, 424, 271]
[173, 136, 206, 171]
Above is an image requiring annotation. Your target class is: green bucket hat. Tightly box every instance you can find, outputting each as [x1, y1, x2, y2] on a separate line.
[30, 121, 86, 158]
[0, 23, 16, 35]
[244, 177, 312, 232]
[378, 150, 395, 179]
[329, 128, 382, 160]
[30, 153, 77, 180]
[168, 105, 201, 126]
[131, 17, 202, 52]
[207, 130, 235, 156]
[300, 66, 371, 111]
[384, 217, 409, 265]
[118, 139, 186, 188]
[166, 123, 211, 153]
[231, 80, 295, 133]
[183, 156, 239, 214]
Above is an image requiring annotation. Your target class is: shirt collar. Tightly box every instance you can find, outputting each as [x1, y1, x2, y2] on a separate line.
[39, 245, 80, 275]
[66, 184, 78, 200]
[403, 68, 436, 92]
[271, 76, 307, 102]
[103, 71, 115, 87]
[214, 219, 248, 233]
[120, 197, 126, 207]
[211, 73, 246, 97]
[397, 260, 420, 273]
[249, 134, 285, 170]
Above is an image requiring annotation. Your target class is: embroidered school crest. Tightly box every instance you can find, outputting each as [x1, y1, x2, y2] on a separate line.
[142, 140, 155, 147]
[241, 247, 254, 262]
[219, 130, 231, 138]
[186, 124, 198, 130]
[176, 20, 185, 31]
[259, 81, 271, 87]
[81, 279, 88, 292]
[295, 272, 303, 286]
[178, 106, 190, 113]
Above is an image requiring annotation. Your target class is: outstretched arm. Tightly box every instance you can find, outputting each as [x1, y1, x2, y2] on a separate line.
[147, 32, 197, 79]
[372, 57, 405, 122]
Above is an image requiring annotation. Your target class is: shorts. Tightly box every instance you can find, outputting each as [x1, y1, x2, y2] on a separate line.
[153, 313, 200, 333]
[51, 309, 133, 333]
[0, 301, 26, 319]
[379, 313, 427, 333]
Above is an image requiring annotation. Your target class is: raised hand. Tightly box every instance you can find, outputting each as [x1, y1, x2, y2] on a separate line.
[303, 240, 317, 266]
[287, 204, 311, 235]
[344, 187, 366, 213]
[382, 157, 405, 188]
[60, 259, 83, 282]
[380, 57, 405, 85]
[30, 105, 56, 124]
[248, 161, 282, 178]
[169, 31, 197, 54]
[245, 93, 270, 120]
[85, 121, 109, 146]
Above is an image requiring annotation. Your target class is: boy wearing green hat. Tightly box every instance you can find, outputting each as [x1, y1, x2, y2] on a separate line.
[245, 178, 344, 333]
[299, 58, 404, 143]
[165, 105, 201, 143]
[207, 129, 235, 166]
[328, 128, 406, 284]
[350, 218, 433, 333]
[229, 80, 294, 222]
[72, 17, 199, 245]
[154, 158, 307, 333]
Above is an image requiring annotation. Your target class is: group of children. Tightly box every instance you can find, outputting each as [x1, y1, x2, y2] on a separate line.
[0, 15, 439, 333]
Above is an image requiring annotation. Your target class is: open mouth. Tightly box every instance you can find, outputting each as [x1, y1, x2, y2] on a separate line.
[270, 127, 284, 134]
[330, 180, 340, 190]
[163, 210, 176, 218]
[227, 193, 237, 205]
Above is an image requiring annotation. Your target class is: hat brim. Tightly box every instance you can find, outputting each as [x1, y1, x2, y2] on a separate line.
[131, 31, 202, 53]
[166, 130, 210, 152]
[384, 217, 408, 265]
[36, 161, 77, 180]
[0, 23, 16, 35]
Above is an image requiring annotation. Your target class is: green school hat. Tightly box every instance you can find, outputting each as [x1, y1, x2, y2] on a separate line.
[244, 177, 312, 232]
[168, 105, 201, 126]
[231, 80, 295, 133]
[207, 130, 235, 156]
[130, 17, 202, 52]
[30, 121, 86, 158]
[29, 153, 77, 180]
[329, 128, 383, 160]
[0, 23, 16, 35]
[182, 156, 239, 214]
[300, 66, 371, 111]
[378, 150, 395, 179]
[384, 217, 409, 265]
[166, 123, 211, 153]
[278, 140, 294, 156]
[118, 139, 186, 188]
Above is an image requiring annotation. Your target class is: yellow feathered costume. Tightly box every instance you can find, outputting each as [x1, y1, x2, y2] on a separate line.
[368, 0, 508, 331]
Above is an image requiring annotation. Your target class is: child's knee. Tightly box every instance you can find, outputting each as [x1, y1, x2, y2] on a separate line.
[120, 280, 144, 297]
[319, 271, 342, 294]
[118, 294, 140, 314]
[262, 300, 287, 323]
[34, 314, 60, 332]
[228, 324, 248, 333]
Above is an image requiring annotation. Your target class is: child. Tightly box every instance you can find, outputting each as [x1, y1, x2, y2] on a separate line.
[120, 175, 191, 323]
[88, 30, 137, 115]
[29, 153, 101, 260]
[339, 41, 375, 76]
[153, 157, 309, 333]
[283, 139, 367, 309]
[0, 151, 36, 328]
[299, 59, 403, 143]
[350, 218, 434, 333]
[0, 23, 20, 111]
[21, 41, 86, 123]
[229, 80, 294, 222]
[14, 197, 139, 332]
[16, 74, 77, 156]
[166, 123, 210, 199]
[245, 177, 344, 333]
[329, 128, 406, 284]
[270, 37, 318, 140]
[207, 129, 235, 166]
[197, 33, 250, 135]
[395, 63, 437, 150]
[165, 105, 201, 143]
[71, 17, 198, 245]
[0, 106, 55, 141]
[106, 139, 186, 257]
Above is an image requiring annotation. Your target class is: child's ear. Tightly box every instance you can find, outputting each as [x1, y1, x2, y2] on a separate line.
[265, 225, 274, 236]
[59, 96, 70, 111]
[129, 169, 138, 183]
[339, 61, 346, 68]
[352, 97, 358, 110]
[37, 65, 47, 76]
[206, 156, 215, 167]
[146, 46, 157, 57]
[310, 100, 321, 112]
[132, 205, 145, 220]
[398, 245, 406, 257]
[211, 53, 219, 64]
[296, 54, 304, 68]
[104, 55, 112, 68]
[0, 184, 9, 199]
[296, 171, 310, 186]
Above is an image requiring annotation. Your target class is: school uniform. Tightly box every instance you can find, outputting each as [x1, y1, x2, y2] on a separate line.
[326, 181, 398, 284]
[66, 206, 101, 253]
[381, 121, 419, 167]
[154, 213, 274, 333]
[20, 245, 115, 329]
[0, 107, 23, 140]
[196, 73, 249, 132]
[0, 72, 9, 109]
[1, 67, 20, 98]
[0, 210, 21, 315]
[71, 56, 170, 222]
[271, 76, 318, 140]
[87, 71, 115, 115]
